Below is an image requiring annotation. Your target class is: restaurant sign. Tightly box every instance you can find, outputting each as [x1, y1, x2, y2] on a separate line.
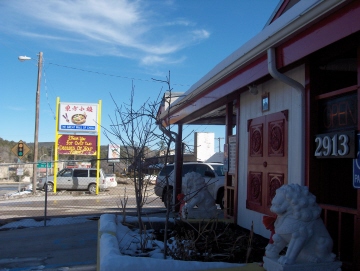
[58, 135, 97, 155]
[58, 102, 98, 133]
[318, 93, 357, 133]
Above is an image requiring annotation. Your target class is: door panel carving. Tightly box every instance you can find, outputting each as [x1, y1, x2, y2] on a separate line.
[268, 119, 285, 157]
[267, 171, 285, 207]
[247, 111, 288, 215]
[247, 171, 262, 207]
[250, 124, 263, 157]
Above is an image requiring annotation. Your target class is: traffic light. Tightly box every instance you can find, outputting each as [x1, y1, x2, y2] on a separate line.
[18, 142, 24, 157]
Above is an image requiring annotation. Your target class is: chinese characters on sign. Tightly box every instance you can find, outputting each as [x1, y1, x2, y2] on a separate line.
[58, 135, 97, 155]
[58, 102, 98, 133]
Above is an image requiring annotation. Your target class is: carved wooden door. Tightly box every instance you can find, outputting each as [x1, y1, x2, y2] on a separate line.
[246, 110, 288, 215]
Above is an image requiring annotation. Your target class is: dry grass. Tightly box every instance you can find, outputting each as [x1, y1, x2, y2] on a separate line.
[153, 219, 269, 263]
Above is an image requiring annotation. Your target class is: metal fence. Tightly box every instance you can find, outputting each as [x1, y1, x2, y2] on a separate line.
[0, 161, 164, 228]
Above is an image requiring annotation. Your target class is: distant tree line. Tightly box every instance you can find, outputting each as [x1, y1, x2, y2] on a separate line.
[0, 137, 164, 176]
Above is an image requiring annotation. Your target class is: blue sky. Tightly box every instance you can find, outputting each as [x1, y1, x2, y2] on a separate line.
[0, 0, 280, 151]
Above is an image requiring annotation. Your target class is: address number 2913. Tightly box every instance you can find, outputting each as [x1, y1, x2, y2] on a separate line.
[314, 131, 355, 158]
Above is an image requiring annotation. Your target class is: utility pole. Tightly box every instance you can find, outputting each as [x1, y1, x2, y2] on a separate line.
[19, 52, 43, 194]
[215, 137, 224, 152]
[32, 52, 43, 194]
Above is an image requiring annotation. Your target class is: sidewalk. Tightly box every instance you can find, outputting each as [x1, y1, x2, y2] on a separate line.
[0, 219, 98, 270]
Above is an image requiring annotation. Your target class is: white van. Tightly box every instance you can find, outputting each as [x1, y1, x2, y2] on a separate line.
[37, 168, 117, 194]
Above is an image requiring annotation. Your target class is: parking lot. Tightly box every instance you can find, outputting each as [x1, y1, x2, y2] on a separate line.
[0, 180, 165, 226]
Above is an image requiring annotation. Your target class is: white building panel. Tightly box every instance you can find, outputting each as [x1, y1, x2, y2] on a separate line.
[237, 65, 305, 237]
[194, 132, 215, 162]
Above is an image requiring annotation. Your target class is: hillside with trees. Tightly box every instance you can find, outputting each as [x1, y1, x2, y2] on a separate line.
[0, 137, 159, 176]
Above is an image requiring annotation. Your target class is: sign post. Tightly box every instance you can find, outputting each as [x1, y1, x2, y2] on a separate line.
[16, 167, 24, 192]
[44, 162, 49, 226]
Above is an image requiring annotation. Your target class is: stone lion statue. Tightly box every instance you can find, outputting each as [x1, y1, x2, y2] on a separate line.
[265, 184, 335, 265]
[181, 172, 217, 219]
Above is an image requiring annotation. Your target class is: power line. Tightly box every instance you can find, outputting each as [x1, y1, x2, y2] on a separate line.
[47, 62, 191, 87]
[43, 69, 56, 120]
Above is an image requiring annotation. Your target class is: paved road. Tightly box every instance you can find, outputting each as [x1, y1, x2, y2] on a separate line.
[0, 219, 99, 270]
[0, 183, 165, 223]
[0, 183, 30, 197]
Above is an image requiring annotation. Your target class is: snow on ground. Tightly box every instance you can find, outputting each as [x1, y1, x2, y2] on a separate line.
[3, 190, 32, 198]
[99, 214, 252, 271]
[1, 183, 34, 199]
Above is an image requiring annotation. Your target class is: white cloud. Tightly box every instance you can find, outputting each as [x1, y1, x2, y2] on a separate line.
[1, 0, 210, 66]
[192, 29, 210, 40]
[163, 19, 194, 27]
[141, 55, 186, 66]
[141, 55, 167, 65]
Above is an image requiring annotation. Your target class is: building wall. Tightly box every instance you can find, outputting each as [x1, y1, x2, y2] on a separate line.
[205, 152, 224, 163]
[0, 164, 34, 181]
[194, 132, 215, 162]
[237, 65, 305, 237]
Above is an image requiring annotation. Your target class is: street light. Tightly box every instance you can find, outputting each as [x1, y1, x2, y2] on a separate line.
[18, 52, 43, 194]
[39, 154, 47, 161]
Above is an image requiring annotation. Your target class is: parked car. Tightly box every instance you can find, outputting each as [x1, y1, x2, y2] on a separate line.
[37, 168, 116, 194]
[105, 174, 118, 188]
[144, 174, 157, 185]
[154, 162, 225, 209]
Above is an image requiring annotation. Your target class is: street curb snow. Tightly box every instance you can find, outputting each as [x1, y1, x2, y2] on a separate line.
[98, 214, 121, 271]
[97, 214, 251, 271]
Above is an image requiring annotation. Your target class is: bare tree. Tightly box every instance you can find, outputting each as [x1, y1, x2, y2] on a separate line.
[105, 72, 191, 257]
[150, 71, 197, 258]
[151, 72, 180, 259]
[104, 82, 163, 233]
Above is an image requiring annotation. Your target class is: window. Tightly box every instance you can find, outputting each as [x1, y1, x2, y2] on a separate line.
[90, 170, 99, 177]
[59, 169, 73, 177]
[73, 169, 88, 177]
[159, 165, 174, 176]
[211, 165, 225, 176]
[195, 164, 210, 177]
[182, 164, 196, 177]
